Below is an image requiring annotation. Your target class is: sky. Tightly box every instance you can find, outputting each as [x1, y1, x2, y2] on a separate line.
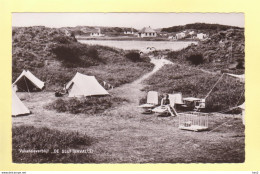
[12, 13, 244, 29]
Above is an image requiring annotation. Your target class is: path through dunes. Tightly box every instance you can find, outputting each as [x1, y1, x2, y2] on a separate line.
[105, 57, 173, 117]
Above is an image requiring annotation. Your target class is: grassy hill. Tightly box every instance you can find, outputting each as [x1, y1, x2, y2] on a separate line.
[165, 28, 244, 73]
[12, 26, 154, 91]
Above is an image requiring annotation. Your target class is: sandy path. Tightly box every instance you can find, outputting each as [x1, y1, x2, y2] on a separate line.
[105, 57, 173, 116]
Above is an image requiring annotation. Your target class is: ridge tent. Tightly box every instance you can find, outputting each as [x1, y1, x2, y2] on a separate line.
[238, 102, 245, 125]
[13, 70, 45, 92]
[226, 73, 245, 83]
[12, 88, 30, 116]
[66, 72, 109, 97]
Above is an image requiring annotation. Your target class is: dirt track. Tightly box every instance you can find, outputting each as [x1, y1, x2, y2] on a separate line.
[105, 57, 173, 117]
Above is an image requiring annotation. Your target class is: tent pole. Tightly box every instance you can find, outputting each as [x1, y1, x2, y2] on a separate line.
[24, 76, 31, 97]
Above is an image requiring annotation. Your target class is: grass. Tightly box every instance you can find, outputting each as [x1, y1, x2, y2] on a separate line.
[12, 125, 95, 163]
[143, 64, 244, 112]
[46, 96, 128, 115]
[13, 92, 245, 163]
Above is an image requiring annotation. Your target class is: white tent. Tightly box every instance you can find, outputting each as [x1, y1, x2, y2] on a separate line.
[12, 88, 30, 116]
[238, 102, 245, 125]
[226, 73, 245, 83]
[13, 70, 45, 92]
[66, 72, 109, 97]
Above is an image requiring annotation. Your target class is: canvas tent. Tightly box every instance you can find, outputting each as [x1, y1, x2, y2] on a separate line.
[238, 102, 245, 125]
[226, 73, 245, 83]
[13, 70, 45, 92]
[12, 88, 30, 116]
[66, 72, 109, 97]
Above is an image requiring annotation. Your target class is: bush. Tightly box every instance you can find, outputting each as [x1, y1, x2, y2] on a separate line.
[167, 51, 179, 60]
[86, 47, 98, 59]
[186, 53, 204, 65]
[47, 96, 128, 114]
[51, 44, 81, 63]
[53, 36, 72, 44]
[125, 51, 141, 62]
[12, 126, 95, 163]
[51, 43, 101, 67]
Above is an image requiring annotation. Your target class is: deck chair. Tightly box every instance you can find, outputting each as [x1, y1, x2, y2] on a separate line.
[139, 91, 159, 114]
[152, 94, 178, 116]
[171, 92, 184, 105]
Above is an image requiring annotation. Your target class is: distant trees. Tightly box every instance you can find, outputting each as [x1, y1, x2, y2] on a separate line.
[161, 23, 242, 33]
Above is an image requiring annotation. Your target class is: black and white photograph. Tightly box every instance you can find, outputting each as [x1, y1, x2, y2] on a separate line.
[11, 13, 245, 163]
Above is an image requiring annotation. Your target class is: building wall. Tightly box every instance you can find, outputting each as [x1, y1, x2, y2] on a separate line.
[124, 31, 134, 34]
[139, 32, 157, 38]
[90, 33, 104, 37]
[176, 33, 186, 39]
[197, 33, 207, 40]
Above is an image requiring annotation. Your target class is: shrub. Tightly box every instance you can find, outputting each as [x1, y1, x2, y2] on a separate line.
[51, 44, 81, 63]
[125, 51, 141, 62]
[167, 51, 179, 60]
[53, 36, 72, 44]
[51, 44, 100, 67]
[186, 53, 204, 65]
[47, 96, 128, 114]
[86, 47, 98, 59]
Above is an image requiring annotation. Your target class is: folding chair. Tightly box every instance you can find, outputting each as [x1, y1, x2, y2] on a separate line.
[139, 91, 159, 114]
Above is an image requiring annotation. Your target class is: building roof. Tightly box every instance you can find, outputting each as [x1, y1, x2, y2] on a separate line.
[139, 27, 156, 33]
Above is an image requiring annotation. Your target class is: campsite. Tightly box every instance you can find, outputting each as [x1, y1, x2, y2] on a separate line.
[12, 17, 245, 163]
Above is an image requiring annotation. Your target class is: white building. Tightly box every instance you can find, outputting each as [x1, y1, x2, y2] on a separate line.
[168, 35, 177, 40]
[197, 33, 207, 40]
[90, 28, 105, 37]
[138, 26, 157, 38]
[176, 32, 186, 40]
[124, 28, 135, 34]
[189, 31, 195, 35]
